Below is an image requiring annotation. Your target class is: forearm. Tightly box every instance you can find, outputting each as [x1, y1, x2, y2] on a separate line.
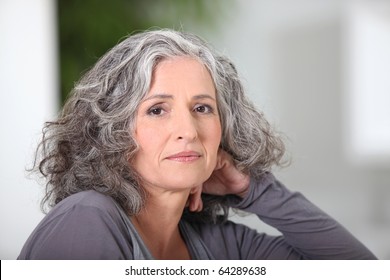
[227, 173, 377, 259]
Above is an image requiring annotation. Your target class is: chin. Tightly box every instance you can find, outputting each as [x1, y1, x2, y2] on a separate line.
[161, 173, 208, 190]
[166, 179, 203, 190]
[145, 165, 214, 190]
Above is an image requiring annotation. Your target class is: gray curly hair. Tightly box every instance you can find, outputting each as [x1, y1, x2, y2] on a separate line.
[35, 29, 285, 222]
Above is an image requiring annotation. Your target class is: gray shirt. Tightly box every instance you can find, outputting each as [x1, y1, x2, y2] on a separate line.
[18, 173, 376, 259]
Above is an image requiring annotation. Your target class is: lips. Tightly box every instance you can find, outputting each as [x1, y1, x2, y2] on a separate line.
[165, 151, 201, 162]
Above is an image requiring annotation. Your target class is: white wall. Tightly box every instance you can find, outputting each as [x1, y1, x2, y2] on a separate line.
[344, 1, 390, 164]
[0, 0, 58, 259]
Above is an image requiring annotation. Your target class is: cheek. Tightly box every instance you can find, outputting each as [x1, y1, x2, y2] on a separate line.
[134, 121, 164, 151]
[132, 126, 161, 170]
[203, 119, 222, 162]
[210, 120, 222, 147]
[135, 129, 152, 150]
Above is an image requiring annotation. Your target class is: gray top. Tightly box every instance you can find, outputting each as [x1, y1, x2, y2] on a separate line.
[112, 198, 215, 259]
[18, 173, 376, 259]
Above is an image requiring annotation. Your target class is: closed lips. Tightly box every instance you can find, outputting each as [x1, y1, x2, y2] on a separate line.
[165, 151, 201, 161]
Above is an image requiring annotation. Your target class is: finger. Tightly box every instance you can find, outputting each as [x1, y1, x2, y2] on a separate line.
[190, 193, 202, 212]
[190, 196, 202, 212]
[214, 149, 232, 171]
[189, 186, 203, 212]
[213, 149, 225, 170]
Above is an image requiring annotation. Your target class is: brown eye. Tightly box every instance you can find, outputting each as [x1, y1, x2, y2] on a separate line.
[194, 104, 213, 114]
[147, 107, 164, 116]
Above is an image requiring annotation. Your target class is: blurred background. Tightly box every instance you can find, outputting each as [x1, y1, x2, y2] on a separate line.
[1, 0, 389, 259]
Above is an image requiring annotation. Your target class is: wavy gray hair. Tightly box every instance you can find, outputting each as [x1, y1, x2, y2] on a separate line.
[34, 29, 285, 222]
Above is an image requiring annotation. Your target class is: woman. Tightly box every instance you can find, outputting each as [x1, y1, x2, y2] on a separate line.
[18, 29, 376, 260]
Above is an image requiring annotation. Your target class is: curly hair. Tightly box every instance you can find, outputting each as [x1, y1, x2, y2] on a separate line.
[34, 29, 285, 222]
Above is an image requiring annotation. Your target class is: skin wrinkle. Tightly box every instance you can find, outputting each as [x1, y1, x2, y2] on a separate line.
[133, 57, 221, 194]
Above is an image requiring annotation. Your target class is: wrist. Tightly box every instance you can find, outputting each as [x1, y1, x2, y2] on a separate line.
[236, 174, 250, 198]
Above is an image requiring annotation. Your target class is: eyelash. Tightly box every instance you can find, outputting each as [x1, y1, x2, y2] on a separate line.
[146, 104, 214, 116]
[194, 104, 214, 114]
[147, 107, 164, 116]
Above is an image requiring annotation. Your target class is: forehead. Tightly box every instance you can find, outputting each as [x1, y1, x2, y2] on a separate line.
[153, 56, 210, 77]
[149, 56, 215, 94]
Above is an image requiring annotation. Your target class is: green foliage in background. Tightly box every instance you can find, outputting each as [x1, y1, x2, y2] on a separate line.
[58, 0, 227, 104]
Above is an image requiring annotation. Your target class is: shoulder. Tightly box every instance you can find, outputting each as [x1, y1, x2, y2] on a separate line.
[56, 190, 115, 208]
[38, 190, 124, 226]
[56, 190, 118, 211]
[18, 190, 133, 259]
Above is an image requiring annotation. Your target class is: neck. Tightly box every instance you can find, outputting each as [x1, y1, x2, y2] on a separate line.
[131, 187, 191, 259]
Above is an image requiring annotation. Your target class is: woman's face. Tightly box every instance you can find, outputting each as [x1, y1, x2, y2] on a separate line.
[133, 56, 222, 192]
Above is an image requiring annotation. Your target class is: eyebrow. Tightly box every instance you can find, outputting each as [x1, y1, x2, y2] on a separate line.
[193, 94, 216, 101]
[142, 93, 216, 102]
[143, 93, 173, 102]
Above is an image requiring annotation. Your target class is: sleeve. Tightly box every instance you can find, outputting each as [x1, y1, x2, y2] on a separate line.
[18, 203, 134, 260]
[223, 172, 377, 260]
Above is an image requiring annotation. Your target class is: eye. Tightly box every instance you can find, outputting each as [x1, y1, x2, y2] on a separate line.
[147, 106, 165, 116]
[194, 104, 214, 114]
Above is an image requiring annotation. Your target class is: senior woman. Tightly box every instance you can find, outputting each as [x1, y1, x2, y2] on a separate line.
[19, 29, 375, 260]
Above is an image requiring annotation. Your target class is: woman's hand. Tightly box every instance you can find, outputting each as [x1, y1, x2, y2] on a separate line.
[187, 149, 250, 212]
[202, 149, 250, 198]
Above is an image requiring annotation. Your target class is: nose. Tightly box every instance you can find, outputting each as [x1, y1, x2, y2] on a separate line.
[173, 110, 198, 142]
